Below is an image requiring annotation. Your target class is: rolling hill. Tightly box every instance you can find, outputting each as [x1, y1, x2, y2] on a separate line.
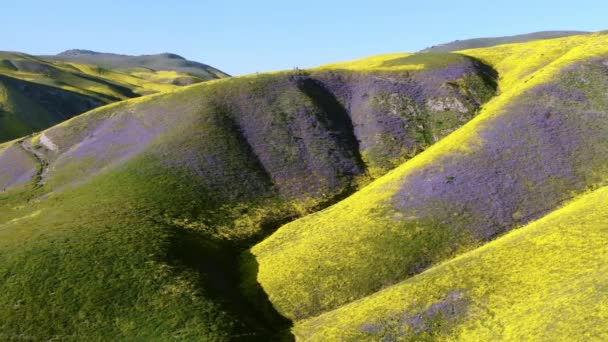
[295, 184, 608, 341]
[43, 49, 229, 81]
[1, 31, 607, 340]
[250, 32, 608, 322]
[0, 50, 496, 340]
[420, 30, 589, 53]
[0, 51, 227, 143]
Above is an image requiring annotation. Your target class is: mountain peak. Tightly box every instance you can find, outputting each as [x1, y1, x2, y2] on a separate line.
[156, 52, 186, 60]
[57, 49, 105, 56]
[57, 49, 185, 60]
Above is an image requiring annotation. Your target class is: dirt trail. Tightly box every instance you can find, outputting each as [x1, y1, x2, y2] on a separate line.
[18, 137, 51, 186]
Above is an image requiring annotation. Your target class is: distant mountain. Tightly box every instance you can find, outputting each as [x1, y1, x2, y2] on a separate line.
[0, 51, 227, 142]
[43, 49, 229, 80]
[420, 30, 589, 52]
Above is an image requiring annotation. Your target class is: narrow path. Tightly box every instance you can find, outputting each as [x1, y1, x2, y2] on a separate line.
[17, 136, 50, 186]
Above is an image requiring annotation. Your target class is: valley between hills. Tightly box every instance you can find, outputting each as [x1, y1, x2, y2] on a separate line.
[0, 31, 607, 340]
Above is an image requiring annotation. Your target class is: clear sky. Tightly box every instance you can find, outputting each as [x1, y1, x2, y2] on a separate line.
[4, 0, 607, 75]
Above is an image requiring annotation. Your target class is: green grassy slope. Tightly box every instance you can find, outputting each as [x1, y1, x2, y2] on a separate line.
[0, 154, 294, 340]
[0, 75, 103, 142]
[0, 51, 226, 143]
[0, 85, 326, 339]
[43, 49, 229, 80]
[0, 52, 182, 99]
[294, 184, 608, 341]
[0, 52, 494, 340]
[250, 33, 608, 321]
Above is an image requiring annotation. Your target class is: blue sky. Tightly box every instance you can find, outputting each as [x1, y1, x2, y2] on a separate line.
[4, 0, 607, 75]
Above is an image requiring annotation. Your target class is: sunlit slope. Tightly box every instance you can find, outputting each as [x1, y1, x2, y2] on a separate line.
[45, 49, 229, 80]
[421, 30, 588, 53]
[0, 51, 223, 142]
[0, 74, 103, 142]
[0, 52, 182, 99]
[458, 33, 599, 92]
[0, 52, 496, 339]
[250, 33, 608, 321]
[295, 185, 608, 341]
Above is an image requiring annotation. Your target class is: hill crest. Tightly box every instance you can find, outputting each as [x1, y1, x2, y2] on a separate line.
[57, 49, 187, 60]
[421, 30, 590, 53]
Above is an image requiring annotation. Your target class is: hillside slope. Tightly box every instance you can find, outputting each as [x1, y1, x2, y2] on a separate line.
[295, 184, 608, 341]
[44, 49, 229, 80]
[0, 51, 226, 142]
[421, 30, 589, 53]
[0, 74, 102, 142]
[0, 52, 494, 340]
[250, 33, 608, 322]
[1, 32, 607, 341]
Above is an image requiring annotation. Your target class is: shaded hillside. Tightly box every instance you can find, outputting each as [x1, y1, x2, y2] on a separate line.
[0, 53, 495, 340]
[421, 30, 588, 53]
[44, 49, 229, 80]
[0, 75, 102, 142]
[250, 33, 608, 325]
[0, 51, 226, 142]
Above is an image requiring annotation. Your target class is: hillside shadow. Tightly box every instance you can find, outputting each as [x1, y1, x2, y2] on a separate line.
[240, 250, 295, 341]
[379, 53, 499, 92]
[466, 55, 499, 91]
[293, 75, 367, 173]
[75, 73, 140, 99]
[0, 74, 104, 120]
[167, 227, 295, 341]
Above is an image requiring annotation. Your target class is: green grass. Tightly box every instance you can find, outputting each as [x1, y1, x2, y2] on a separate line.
[0, 78, 63, 142]
[0, 51, 218, 99]
[0, 151, 301, 340]
[294, 185, 608, 341]
[0, 51, 227, 143]
[45, 50, 229, 80]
